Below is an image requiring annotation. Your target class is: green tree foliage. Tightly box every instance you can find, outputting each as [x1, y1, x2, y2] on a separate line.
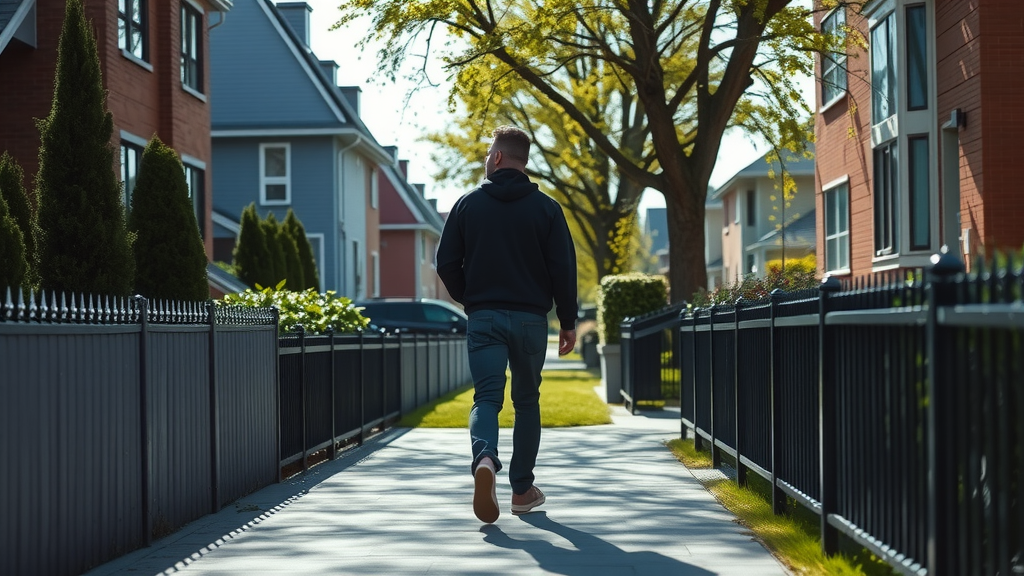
[262, 212, 288, 288]
[0, 152, 34, 274]
[33, 0, 134, 295]
[0, 193, 27, 291]
[233, 203, 273, 289]
[283, 208, 320, 290]
[128, 136, 209, 301]
[333, 0, 828, 302]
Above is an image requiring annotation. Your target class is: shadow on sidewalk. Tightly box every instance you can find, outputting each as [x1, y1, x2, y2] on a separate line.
[480, 512, 715, 576]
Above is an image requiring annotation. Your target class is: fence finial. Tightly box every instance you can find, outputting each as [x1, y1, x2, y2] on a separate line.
[819, 275, 841, 293]
[929, 245, 965, 278]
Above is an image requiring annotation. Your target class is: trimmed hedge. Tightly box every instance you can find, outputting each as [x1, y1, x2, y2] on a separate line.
[596, 273, 668, 345]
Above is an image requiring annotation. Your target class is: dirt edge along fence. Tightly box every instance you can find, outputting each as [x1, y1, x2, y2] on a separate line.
[622, 251, 1024, 576]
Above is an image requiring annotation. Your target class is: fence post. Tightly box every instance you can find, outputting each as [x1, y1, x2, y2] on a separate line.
[272, 308, 282, 482]
[708, 304, 721, 468]
[926, 249, 964, 575]
[819, 276, 841, 555]
[206, 301, 220, 513]
[621, 318, 635, 414]
[380, 330, 388, 421]
[137, 296, 152, 546]
[734, 298, 746, 487]
[328, 327, 337, 460]
[297, 324, 307, 473]
[769, 290, 785, 514]
[359, 329, 366, 444]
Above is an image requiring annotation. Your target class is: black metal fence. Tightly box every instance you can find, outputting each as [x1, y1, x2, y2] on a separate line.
[619, 302, 686, 412]
[278, 328, 469, 473]
[0, 288, 471, 576]
[624, 253, 1024, 576]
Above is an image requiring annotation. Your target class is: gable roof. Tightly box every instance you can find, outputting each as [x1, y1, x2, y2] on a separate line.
[711, 144, 815, 201]
[0, 0, 33, 54]
[379, 164, 444, 234]
[210, 0, 393, 165]
[747, 208, 817, 250]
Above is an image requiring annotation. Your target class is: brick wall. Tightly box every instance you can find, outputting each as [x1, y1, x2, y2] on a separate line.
[0, 0, 216, 256]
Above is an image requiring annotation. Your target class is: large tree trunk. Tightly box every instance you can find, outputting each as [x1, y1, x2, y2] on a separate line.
[663, 181, 708, 304]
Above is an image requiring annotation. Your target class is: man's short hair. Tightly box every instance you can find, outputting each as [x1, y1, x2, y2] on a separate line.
[491, 125, 530, 163]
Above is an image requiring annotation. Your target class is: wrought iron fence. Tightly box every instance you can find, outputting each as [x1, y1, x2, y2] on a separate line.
[0, 288, 471, 576]
[619, 302, 686, 412]
[623, 252, 1024, 576]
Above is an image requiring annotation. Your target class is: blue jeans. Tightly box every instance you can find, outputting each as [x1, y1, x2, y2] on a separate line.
[467, 309, 548, 495]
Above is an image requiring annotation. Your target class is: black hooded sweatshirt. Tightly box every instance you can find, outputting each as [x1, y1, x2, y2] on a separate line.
[436, 168, 578, 330]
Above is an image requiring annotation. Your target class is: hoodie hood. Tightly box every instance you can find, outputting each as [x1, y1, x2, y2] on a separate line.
[480, 168, 538, 202]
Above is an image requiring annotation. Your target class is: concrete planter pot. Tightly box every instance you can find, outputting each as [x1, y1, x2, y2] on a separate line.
[598, 343, 622, 403]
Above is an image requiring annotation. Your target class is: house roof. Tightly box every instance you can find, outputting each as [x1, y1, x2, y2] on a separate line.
[710, 144, 815, 201]
[0, 0, 32, 55]
[207, 263, 249, 295]
[747, 208, 817, 250]
[211, 0, 393, 166]
[379, 164, 444, 234]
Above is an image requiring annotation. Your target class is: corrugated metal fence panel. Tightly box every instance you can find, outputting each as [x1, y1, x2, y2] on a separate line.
[147, 327, 212, 538]
[304, 337, 334, 452]
[362, 338, 385, 423]
[216, 326, 279, 506]
[400, 336, 418, 413]
[277, 342, 303, 465]
[384, 339, 401, 415]
[427, 338, 440, 401]
[1, 328, 144, 576]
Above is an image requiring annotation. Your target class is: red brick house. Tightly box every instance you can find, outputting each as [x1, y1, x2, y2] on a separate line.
[377, 147, 451, 302]
[814, 0, 1024, 278]
[0, 0, 232, 259]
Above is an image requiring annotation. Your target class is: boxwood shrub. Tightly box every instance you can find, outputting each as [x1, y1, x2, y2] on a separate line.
[596, 273, 668, 345]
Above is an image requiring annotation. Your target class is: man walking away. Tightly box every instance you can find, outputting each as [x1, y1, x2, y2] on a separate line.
[436, 125, 578, 524]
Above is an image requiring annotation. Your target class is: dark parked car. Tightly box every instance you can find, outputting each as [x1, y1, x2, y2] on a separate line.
[355, 298, 468, 334]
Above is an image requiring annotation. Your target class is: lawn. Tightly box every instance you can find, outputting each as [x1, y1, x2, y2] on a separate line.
[398, 368, 611, 428]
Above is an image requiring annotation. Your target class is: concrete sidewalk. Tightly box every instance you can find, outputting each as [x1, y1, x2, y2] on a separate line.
[84, 358, 789, 575]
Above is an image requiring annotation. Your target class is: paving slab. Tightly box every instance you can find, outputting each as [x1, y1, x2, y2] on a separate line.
[84, 355, 790, 576]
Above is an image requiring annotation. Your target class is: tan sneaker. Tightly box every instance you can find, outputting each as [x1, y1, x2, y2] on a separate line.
[473, 457, 499, 523]
[511, 486, 545, 515]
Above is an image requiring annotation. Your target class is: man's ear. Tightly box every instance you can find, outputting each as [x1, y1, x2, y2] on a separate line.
[493, 150, 503, 166]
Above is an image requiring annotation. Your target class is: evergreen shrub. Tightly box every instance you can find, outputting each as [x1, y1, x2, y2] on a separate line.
[596, 273, 668, 345]
[128, 136, 209, 301]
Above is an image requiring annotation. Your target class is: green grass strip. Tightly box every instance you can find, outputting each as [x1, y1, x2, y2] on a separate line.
[667, 439, 898, 576]
[398, 368, 611, 428]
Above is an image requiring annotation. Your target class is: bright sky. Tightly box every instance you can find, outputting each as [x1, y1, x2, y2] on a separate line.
[302, 1, 811, 216]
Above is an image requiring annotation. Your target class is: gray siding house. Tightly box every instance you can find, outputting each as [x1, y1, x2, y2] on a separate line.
[209, 0, 393, 298]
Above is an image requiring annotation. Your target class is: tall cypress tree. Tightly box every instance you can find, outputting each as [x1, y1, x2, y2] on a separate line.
[0, 193, 26, 291]
[232, 203, 272, 289]
[278, 225, 305, 292]
[0, 152, 34, 273]
[262, 212, 288, 288]
[33, 0, 134, 295]
[283, 208, 320, 290]
[128, 136, 209, 301]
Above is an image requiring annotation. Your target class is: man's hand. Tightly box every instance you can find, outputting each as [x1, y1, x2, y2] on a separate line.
[558, 329, 577, 356]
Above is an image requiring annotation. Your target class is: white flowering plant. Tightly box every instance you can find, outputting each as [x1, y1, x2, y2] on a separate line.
[220, 280, 370, 335]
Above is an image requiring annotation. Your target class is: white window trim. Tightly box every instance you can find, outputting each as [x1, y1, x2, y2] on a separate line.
[371, 250, 380, 297]
[820, 6, 848, 111]
[306, 232, 324, 291]
[866, 0, 940, 269]
[180, 0, 205, 98]
[370, 168, 379, 210]
[823, 179, 851, 275]
[259, 142, 291, 205]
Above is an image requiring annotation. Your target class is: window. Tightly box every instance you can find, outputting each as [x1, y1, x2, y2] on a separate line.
[874, 141, 899, 256]
[368, 165, 378, 209]
[120, 141, 144, 211]
[181, 3, 203, 93]
[260, 144, 290, 205]
[906, 4, 928, 111]
[746, 190, 755, 227]
[184, 164, 204, 236]
[745, 254, 755, 275]
[824, 182, 850, 273]
[821, 7, 847, 105]
[908, 135, 930, 250]
[371, 251, 380, 297]
[870, 12, 897, 125]
[118, 0, 148, 61]
[306, 234, 324, 290]
[352, 241, 361, 292]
